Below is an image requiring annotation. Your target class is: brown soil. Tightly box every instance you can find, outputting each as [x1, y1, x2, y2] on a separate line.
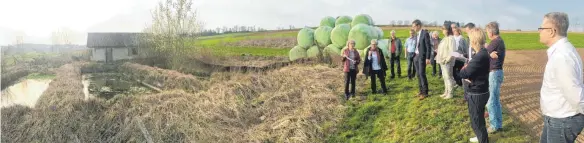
[223, 37, 296, 49]
[501, 49, 584, 141]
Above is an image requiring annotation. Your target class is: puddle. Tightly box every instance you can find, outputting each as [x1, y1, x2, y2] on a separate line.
[1, 79, 52, 108]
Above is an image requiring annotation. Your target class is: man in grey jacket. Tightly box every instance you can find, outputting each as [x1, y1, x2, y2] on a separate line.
[388, 30, 403, 78]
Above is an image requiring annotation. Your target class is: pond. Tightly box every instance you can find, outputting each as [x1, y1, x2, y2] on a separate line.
[1, 79, 52, 108]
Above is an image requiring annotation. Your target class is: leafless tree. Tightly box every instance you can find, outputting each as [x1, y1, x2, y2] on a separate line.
[143, 0, 202, 70]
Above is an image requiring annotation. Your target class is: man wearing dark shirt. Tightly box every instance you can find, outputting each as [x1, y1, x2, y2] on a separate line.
[485, 21, 506, 134]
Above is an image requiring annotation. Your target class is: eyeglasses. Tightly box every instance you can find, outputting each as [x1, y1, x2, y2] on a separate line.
[538, 27, 552, 31]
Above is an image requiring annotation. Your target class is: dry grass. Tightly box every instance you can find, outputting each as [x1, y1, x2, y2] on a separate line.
[2, 62, 346, 143]
[119, 62, 207, 92]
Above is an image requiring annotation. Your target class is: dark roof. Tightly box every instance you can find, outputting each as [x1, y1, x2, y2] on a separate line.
[87, 33, 144, 48]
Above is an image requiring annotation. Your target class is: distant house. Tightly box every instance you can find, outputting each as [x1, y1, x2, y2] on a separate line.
[86, 33, 143, 62]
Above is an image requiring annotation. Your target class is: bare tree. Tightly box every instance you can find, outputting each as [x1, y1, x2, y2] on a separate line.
[397, 20, 403, 26]
[390, 20, 396, 26]
[51, 27, 76, 45]
[143, 0, 202, 70]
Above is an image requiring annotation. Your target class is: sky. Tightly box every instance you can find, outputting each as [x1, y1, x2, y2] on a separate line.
[0, 0, 583, 45]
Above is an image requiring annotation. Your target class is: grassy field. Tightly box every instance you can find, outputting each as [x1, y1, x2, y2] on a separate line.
[195, 29, 584, 57]
[326, 60, 533, 142]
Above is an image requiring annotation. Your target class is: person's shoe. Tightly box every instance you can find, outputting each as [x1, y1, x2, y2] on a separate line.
[488, 127, 501, 134]
[345, 94, 351, 100]
[390, 76, 395, 79]
[418, 95, 426, 100]
[440, 94, 446, 98]
[443, 96, 452, 99]
[469, 137, 478, 142]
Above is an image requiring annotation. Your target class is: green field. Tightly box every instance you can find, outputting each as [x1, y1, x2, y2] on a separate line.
[325, 60, 533, 142]
[195, 29, 584, 57]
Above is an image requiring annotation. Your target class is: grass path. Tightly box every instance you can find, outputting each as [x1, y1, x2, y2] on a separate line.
[327, 60, 533, 143]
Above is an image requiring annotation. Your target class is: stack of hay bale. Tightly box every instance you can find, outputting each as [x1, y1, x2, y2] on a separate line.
[290, 14, 389, 62]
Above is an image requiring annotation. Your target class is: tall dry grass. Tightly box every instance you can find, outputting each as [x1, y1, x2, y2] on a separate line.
[1, 62, 346, 142]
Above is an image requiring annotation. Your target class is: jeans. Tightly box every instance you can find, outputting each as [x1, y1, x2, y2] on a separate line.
[344, 69, 357, 95]
[390, 53, 401, 78]
[540, 114, 584, 143]
[370, 70, 388, 93]
[407, 52, 416, 79]
[414, 55, 429, 95]
[487, 69, 504, 130]
[440, 62, 455, 98]
[467, 91, 490, 143]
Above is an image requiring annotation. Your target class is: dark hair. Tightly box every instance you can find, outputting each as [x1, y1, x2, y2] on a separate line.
[443, 21, 454, 36]
[412, 19, 422, 26]
[464, 23, 475, 28]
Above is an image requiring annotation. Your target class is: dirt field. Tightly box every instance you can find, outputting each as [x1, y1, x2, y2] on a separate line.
[501, 48, 584, 141]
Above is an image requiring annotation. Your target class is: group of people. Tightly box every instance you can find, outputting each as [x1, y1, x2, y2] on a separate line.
[341, 12, 584, 143]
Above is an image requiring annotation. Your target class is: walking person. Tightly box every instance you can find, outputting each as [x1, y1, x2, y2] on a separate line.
[405, 29, 417, 80]
[538, 12, 584, 143]
[411, 19, 432, 100]
[460, 28, 491, 143]
[485, 21, 506, 133]
[342, 40, 361, 100]
[430, 31, 442, 77]
[364, 40, 388, 94]
[388, 30, 403, 78]
[435, 22, 457, 99]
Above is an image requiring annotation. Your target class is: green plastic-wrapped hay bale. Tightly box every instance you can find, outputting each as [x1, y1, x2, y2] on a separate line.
[324, 44, 342, 56]
[320, 16, 336, 28]
[314, 26, 333, 47]
[374, 27, 384, 39]
[348, 24, 375, 50]
[289, 46, 308, 61]
[351, 14, 373, 27]
[297, 28, 315, 49]
[377, 39, 389, 57]
[335, 16, 352, 26]
[330, 24, 351, 48]
[307, 45, 321, 58]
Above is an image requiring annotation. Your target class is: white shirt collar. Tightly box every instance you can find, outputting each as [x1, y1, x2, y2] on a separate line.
[547, 37, 569, 57]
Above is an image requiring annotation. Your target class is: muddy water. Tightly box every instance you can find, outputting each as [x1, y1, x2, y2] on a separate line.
[1, 79, 52, 108]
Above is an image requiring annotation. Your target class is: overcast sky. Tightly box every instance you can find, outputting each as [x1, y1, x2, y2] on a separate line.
[1, 0, 582, 45]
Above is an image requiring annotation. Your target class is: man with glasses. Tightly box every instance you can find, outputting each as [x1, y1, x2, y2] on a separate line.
[538, 12, 584, 143]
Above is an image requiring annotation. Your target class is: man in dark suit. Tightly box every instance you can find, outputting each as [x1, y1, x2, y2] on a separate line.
[411, 19, 432, 100]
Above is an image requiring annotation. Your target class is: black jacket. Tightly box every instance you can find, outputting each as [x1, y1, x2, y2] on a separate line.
[363, 48, 388, 75]
[459, 48, 490, 93]
[416, 29, 433, 60]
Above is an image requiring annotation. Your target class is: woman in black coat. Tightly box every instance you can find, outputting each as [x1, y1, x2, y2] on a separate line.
[459, 28, 490, 143]
[363, 39, 388, 94]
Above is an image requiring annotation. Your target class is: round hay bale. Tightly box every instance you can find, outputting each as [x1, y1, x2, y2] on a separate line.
[324, 44, 342, 56]
[297, 28, 315, 49]
[377, 39, 390, 57]
[351, 14, 373, 27]
[335, 16, 352, 26]
[289, 46, 308, 61]
[374, 27, 384, 39]
[348, 24, 375, 50]
[330, 24, 351, 48]
[320, 16, 336, 28]
[314, 26, 333, 48]
[307, 45, 321, 58]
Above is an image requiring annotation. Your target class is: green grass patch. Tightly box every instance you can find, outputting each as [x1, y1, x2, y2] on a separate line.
[327, 59, 533, 142]
[25, 73, 56, 80]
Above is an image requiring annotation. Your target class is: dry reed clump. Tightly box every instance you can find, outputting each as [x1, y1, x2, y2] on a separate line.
[119, 62, 207, 92]
[2, 62, 346, 142]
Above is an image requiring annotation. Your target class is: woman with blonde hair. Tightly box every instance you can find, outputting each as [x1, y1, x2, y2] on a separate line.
[342, 40, 360, 100]
[459, 28, 491, 143]
[435, 21, 457, 99]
